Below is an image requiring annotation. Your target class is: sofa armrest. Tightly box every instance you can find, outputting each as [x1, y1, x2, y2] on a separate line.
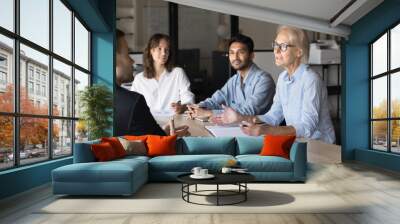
[73, 140, 100, 163]
[289, 141, 307, 181]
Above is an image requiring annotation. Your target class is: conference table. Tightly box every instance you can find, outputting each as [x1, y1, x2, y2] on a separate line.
[154, 114, 213, 137]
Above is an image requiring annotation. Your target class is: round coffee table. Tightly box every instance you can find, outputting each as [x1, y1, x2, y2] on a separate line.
[177, 173, 255, 206]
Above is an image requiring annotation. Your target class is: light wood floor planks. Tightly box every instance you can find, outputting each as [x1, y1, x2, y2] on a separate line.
[1, 142, 400, 224]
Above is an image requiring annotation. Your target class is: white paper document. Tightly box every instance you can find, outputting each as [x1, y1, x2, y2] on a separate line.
[151, 110, 175, 118]
[205, 126, 249, 137]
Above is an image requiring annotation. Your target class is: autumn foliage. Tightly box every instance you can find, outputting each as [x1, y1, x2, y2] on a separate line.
[0, 84, 59, 151]
[372, 99, 400, 141]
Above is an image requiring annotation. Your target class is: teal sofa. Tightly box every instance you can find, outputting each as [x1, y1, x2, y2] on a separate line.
[52, 137, 307, 196]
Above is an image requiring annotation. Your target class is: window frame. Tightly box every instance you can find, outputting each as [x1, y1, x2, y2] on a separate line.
[0, 0, 92, 171]
[370, 20, 400, 154]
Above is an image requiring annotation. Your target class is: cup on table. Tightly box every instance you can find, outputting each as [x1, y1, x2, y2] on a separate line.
[221, 167, 232, 174]
[199, 168, 208, 176]
[191, 167, 202, 176]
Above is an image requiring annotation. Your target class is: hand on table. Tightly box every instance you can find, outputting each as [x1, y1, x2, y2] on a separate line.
[171, 101, 186, 114]
[240, 121, 271, 136]
[163, 124, 191, 137]
[186, 104, 212, 119]
[220, 105, 243, 124]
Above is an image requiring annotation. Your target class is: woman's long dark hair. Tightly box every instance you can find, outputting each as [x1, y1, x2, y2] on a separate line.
[143, 33, 174, 78]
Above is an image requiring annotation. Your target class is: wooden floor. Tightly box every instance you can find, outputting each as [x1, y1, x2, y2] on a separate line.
[1, 141, 400, 224]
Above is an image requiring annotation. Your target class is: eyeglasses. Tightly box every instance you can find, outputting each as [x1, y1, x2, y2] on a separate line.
[272, 42, 295, 52]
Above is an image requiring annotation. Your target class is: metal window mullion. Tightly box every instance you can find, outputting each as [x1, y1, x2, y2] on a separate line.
[88, 31, 91, 74]
[370, 45, 373, 149]
[387, 30, 392, 152]
[71, 11, 76, 156]
[13, 0, 20, 167]
[48, 0, 53, 160]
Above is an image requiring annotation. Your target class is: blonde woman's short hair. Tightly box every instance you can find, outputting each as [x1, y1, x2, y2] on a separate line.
[276, 26, 309, 63]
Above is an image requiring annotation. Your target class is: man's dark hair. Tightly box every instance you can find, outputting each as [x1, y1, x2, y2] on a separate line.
[117, 29, 125, 39]
[116, 29, 125, 51]
[228, 34, 254, 52]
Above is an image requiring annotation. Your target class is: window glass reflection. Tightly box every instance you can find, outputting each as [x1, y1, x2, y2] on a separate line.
[74, 69, 89, 118]
[53, 119, 72, 158]
[53, 59, 72, 117]
[391, 72, 400, 118]
[0, 35, 14, 113]
[391, 24, 400, 70]
[20, 117, 49, 165]
[372, 121, 388, 152]
[0, 0, 14, 31]
[53, 0, 72, 60]
[372, 34, 387, 76]
[20, 0, 49, 49]
[20, 44, 49, 115]
[372, 77, 387, 119]
[74, 18, 89, 70]
[0, 116, 13, 170]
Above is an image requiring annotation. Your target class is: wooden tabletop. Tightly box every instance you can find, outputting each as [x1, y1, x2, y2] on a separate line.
[154, 114, 213, 137]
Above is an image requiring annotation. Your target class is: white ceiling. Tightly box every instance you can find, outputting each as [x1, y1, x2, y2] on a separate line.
[225, 0, 352, 22]
[165, 0, 384, 37]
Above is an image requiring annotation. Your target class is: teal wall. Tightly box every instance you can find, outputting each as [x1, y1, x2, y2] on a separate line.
[91, 1, 115, 136]
[0, 0, 116, 200]
[343, 0, 400, 171]
[0, 158, 72, 199]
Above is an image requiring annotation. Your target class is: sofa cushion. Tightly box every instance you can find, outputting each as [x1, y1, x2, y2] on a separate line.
[148, 154, 235, 172]
[236, 155, 293, 172]
[53, 157, 148, 182]
[124, 135, 148, 142]
[177, 137, 235, 155]
[260, 135, 296, 159]
[91, 142, 118, 161]
[101, 137, 127, 158]
[147, 135, 177, 157]
[236, 136, 264, 155]
[118, 137, 147, 156]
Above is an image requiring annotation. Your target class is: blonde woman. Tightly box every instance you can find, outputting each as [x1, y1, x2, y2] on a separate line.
[225, 26, 335, 144]
[131, 33, 194, 114]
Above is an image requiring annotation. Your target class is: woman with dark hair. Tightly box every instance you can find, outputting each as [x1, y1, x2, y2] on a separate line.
[115, 30, 189, 136]
[130, 33, 194, 114]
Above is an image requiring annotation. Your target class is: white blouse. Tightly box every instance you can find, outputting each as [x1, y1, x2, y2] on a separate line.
[130, 67, 195, 113]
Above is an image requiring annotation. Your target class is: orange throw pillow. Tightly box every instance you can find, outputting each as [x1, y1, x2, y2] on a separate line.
[91, 142, 117, 161]
[260, 135, 296, 159]
[101, 137, 126, 158]
[124, 135, 148, 142]
[146, 135, 177, 157]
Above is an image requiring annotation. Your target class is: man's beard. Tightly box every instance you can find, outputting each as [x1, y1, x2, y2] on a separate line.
[231, 60, 250, 70]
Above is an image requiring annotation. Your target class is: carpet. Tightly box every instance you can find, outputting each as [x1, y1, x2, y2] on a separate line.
[38, 183, 361, 214]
